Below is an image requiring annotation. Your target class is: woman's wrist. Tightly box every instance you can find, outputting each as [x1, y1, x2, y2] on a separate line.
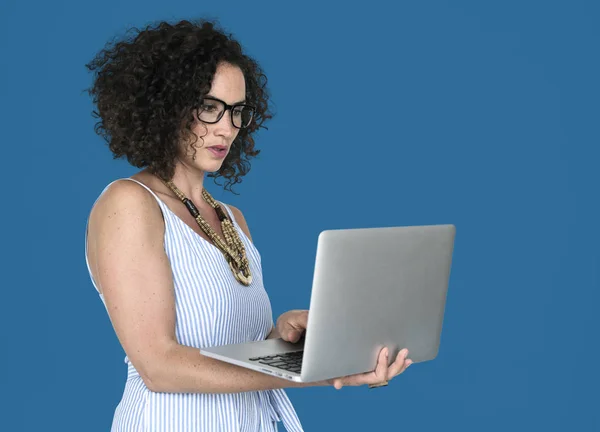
[294, 379, 330, 388]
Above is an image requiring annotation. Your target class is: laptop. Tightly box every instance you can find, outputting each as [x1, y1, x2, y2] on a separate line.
[200, 224, 456, 383]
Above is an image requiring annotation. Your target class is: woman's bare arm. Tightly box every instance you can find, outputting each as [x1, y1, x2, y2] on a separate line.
[87, 180, 326, 393]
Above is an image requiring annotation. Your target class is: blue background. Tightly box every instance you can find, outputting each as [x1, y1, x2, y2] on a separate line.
[1, 0, 598, 430]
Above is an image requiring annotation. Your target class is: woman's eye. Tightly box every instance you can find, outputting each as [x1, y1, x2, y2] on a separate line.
[202, 104, 217, 111]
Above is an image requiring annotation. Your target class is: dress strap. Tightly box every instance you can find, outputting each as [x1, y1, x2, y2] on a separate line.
[119, 178, 168, 215]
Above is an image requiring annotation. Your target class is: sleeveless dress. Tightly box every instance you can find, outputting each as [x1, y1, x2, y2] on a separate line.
[84, 178, 304, 432]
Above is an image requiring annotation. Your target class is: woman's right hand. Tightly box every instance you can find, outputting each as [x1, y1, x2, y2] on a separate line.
[326, 347, 412, 390]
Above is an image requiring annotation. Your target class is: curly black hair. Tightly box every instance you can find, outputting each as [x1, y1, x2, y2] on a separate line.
[85, 18, 273, 192]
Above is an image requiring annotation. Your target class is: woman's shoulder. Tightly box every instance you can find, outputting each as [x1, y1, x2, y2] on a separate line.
[97, 177, 160, 211]
[88, 176, 164, 236]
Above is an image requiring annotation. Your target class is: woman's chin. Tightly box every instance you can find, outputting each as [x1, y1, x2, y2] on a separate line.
[198, 160, 224, 173]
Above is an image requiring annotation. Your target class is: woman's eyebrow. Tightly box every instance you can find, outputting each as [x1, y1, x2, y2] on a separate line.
[206, 94, 247, 105]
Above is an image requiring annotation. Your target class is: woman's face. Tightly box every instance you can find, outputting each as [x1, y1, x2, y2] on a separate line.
[181, 62, 247, 173]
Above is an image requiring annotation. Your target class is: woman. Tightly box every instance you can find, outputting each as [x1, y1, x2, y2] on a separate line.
[84, 18, 412, 432]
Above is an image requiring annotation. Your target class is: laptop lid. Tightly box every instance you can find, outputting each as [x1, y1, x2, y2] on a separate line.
[300, 224, 456, 383]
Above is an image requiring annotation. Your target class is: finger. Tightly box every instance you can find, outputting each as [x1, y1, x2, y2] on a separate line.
[277, 323, 303, 342]
[297, 310, 309, 328]
[368, 347, 389, 385]
[386, 349, 410, 379]
[395, 359, 412, 376]
[330, 375, 349, 390]
[333, 378, 344, 390]
[332, 347, 391, 389]
[287, 329, 304, 343]
[285, 310, 308, 330]
[351, 347, 390, 387]
[279, 311, 309, 342]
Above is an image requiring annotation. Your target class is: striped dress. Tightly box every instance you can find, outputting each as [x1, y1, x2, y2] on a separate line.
[84, 178, 304, 432]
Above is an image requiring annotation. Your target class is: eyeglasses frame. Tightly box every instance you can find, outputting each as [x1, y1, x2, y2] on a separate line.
[196, 96, 256, 129]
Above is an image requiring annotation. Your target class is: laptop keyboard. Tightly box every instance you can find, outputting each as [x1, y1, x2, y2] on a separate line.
[249, 350, 303, 374]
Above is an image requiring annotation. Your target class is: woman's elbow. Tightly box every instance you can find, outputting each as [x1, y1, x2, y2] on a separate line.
[140, 369, 162, 392]
[129, 351, 168, 393]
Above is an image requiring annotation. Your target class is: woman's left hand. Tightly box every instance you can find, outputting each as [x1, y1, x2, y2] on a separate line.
[275, 309, 309, 343]
[327, 346, 412, 390]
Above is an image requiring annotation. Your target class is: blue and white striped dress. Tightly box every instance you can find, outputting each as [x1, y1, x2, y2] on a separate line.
[84, 178, 304, 432]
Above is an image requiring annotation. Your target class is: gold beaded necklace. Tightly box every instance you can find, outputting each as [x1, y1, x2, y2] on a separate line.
[158, 176, 252, 286]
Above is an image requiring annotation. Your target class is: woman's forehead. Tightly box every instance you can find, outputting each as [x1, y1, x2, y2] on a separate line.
[207, 63, 246, 104]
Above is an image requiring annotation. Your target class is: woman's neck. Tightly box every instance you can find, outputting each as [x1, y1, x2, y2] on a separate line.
[161, 163, 207, 205]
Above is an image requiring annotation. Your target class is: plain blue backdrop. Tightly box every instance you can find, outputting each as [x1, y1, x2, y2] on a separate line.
[1, 0, 598, 430]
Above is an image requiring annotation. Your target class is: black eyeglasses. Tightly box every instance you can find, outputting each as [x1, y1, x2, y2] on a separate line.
[196, 96, 255, 129]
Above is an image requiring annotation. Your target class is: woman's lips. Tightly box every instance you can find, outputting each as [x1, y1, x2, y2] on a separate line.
[207, 147, 227, 158]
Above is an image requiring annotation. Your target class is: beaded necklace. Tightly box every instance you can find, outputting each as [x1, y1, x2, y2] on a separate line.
[158, 177, 252, 286]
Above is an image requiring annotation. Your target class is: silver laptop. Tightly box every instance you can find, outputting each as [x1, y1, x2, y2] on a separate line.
[200, 224, 456, 383]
